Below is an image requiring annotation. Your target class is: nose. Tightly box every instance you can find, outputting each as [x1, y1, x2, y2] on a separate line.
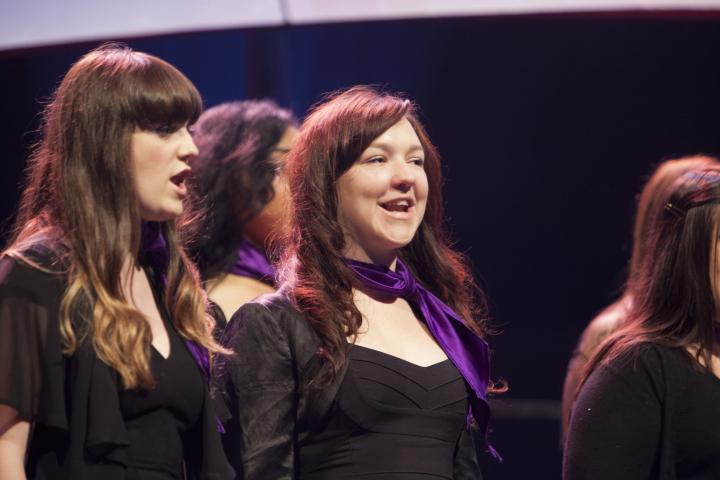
[391, 161, 416, 193]
[179, 127, 199, 159]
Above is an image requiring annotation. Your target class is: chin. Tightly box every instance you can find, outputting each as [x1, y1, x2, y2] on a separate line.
[383, 230, 419, 248]
[379, 237, 414, 252]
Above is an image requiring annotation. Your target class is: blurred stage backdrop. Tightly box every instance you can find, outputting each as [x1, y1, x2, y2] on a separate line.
[3, 1, 720, 478]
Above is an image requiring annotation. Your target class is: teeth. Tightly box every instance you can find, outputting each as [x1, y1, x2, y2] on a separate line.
[382, 199, 412, 212]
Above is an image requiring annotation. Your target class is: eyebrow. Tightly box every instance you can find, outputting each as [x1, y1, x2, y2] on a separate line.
[367, 142, 424, 155]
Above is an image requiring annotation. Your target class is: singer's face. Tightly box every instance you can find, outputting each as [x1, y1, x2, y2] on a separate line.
[131, 123, 198, 222]
[336, 118, 428, 263]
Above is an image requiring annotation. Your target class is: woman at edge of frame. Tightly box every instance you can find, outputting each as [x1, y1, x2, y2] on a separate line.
[563, 167, 720, 479]
[0, 44, 233, 480]
[216, 85, 503, 480]
[559, 155, 718, 443]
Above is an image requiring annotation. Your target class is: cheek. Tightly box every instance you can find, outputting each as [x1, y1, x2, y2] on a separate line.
[418, 171, 430, 198]
[416, 174, 430, 211]
[133, 148, 166, 186]
[264, 177, 291, 221]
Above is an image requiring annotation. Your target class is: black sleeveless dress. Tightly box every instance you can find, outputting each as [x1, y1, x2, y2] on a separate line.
[119, 312, 205, 479]
[299, 345, 469, 479]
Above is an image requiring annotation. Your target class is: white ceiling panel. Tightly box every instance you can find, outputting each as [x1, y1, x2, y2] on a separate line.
[285, 0, 720, 23]
[0, 0, 284, 51]
[2, 0, 719, 52]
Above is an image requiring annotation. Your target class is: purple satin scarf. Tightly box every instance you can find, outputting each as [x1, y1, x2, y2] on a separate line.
[139, 222, 211, 382]
[227, 239, 275, 285]
[346, 258, 497, 457]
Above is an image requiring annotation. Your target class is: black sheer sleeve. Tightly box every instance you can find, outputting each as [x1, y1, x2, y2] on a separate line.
[0, 254, 67, 429]
[563, 345, 664, 479]
[219, 301, 297, 480]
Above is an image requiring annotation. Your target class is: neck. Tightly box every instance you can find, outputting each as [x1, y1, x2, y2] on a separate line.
[344, 247, 398, 271]
[241, 235, 266, 254]
[352, 282, 397, 304]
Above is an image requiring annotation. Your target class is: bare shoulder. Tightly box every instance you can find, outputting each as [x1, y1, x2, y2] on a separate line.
[208, 274, 276, 320]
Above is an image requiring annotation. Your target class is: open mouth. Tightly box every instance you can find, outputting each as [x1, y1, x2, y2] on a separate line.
[170, 170, 190, 188]
[380, 198, 414, 213]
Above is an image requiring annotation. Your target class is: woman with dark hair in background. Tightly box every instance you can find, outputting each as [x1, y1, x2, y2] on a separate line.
[560, 155, 718, 442]
[190, 100, 297, 326]
[0, 45, 232, 479]
[217, 86, 498, 479]
[564, 168, 720, 479]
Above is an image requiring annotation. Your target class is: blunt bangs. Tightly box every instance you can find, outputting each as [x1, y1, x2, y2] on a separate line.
[128, 55, 203, 131]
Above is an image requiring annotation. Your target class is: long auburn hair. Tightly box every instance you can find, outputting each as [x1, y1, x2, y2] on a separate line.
[189, 100, 297, 280]
[280, 85, 490, 381]
[583, 167, 720, 385]
[5, 43, 227, 390]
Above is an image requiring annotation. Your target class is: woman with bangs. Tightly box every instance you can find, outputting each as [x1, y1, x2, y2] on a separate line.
[564, 168, 720, 479]
[217, 86, 497, 479]
[0, 44, 233, 479]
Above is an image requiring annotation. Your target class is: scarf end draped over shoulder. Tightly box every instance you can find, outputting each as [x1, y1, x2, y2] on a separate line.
[346, 258, 500, 460]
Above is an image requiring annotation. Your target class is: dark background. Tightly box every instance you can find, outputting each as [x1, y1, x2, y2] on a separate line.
[3, 14, 720, 478]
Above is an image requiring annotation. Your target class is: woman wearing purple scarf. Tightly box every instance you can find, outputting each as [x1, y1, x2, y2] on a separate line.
[189, 100, 298, 329]
[216, 86, 500, 479]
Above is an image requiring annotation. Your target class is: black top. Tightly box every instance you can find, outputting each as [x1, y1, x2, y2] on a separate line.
[0, 249, 233, 480]
[299, 345, 469, 479]
[563, 343, 720, 479]
[216, 294, 482, 480]
[120, 312, 205, 479]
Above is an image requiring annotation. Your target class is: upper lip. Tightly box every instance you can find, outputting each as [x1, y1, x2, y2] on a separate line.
[170, 168, 191, 185]
[379, 196, 415, 208]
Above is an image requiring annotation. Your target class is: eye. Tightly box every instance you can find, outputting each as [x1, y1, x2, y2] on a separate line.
[366, 156, 385, 164]
[410, 157, 425, 167]
[152, 123, 180, 136]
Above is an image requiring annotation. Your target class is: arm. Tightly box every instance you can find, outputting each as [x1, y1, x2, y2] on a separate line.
[0, 405, 28, 480]
[220, 302, 297, 480]
[560, 348, 587, 445]
[561, 303, 625, 444]
[563, 350, 663, 480]
[0, 255, 65, 479]
[453, 428, 482, 480]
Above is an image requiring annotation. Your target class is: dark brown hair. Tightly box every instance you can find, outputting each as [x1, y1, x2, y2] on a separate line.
[280, 86, 490, 381]
[584, 167, 720, 384]
[6, 43, 226, 389]
[189, 100, 297, 280]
